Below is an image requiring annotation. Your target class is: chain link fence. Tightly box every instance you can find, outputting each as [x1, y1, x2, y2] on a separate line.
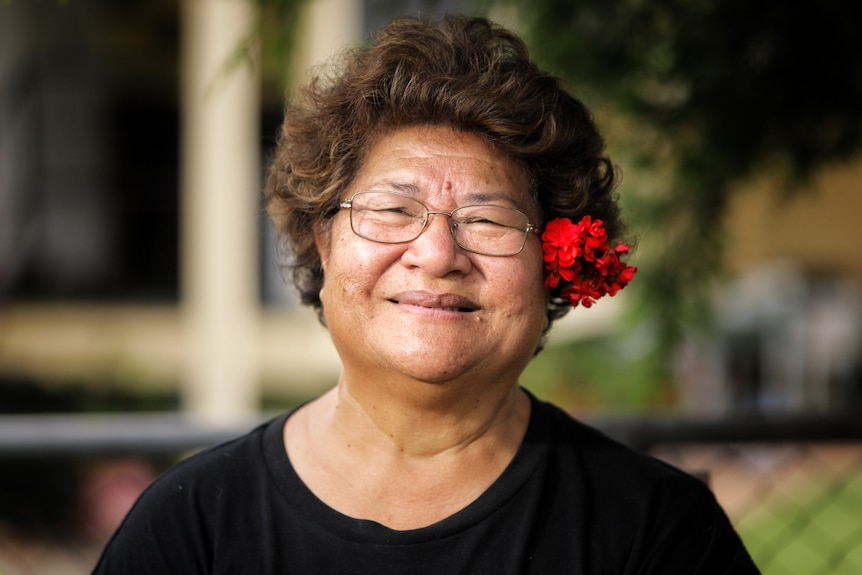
[651, 440, 862, 574]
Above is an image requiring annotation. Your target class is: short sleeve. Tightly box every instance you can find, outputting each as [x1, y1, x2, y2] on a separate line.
[91, 465, 213, 574]
[632, 472, 761, 575]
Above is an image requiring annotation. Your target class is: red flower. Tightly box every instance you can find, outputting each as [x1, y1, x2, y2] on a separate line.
[541, 216, 637, 309]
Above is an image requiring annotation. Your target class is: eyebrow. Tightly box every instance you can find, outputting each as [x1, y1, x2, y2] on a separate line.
[368, 181, 531, 213]
[382, 182, 421, 196]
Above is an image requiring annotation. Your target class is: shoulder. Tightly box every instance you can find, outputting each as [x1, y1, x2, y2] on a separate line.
[92, 414, 288, 574]
[144, 414, 280, 499]
[529, 395, 760, 573]
[532, 393, 705, 488]
[533, 394, 723, 515]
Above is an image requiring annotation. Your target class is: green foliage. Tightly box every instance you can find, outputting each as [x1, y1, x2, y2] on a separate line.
[522, 321, 671, 411]
[218, 0, 304, 93]
[254, 0, 304, 86]
[482, 0, 862, 394]
[501, 0, 862, 177]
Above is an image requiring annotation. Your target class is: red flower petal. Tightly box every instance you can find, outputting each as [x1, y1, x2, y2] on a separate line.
[542, 216, 636, 309]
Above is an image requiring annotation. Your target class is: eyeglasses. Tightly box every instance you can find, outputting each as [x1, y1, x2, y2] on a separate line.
[339, 190, 539, 257]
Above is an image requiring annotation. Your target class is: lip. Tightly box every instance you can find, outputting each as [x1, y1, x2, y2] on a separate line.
[390, 290, 480, 313]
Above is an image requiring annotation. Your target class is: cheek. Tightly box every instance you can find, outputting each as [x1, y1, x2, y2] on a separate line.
[493, 262, 546, 316]
[324, 236, 400, 300]
[520, 262, 549, 327]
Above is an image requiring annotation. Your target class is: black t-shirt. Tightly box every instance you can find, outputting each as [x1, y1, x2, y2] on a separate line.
[93, 392, 760, 574]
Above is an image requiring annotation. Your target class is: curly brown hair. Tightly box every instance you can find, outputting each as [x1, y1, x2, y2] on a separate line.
[265, 13, 624, 331]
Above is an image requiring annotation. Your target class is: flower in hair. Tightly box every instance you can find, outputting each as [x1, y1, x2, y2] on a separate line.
[542, 216, 637, 309]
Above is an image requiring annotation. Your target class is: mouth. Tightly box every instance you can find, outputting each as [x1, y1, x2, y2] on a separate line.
[390, 291, 479, 313]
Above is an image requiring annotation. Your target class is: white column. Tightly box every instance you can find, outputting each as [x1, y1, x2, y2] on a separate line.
[293, 0, 363, 74]
[180, 0, 260, 424]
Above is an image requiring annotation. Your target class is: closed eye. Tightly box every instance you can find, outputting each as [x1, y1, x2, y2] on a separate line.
[459, 216, 512, 228]
[370, 207, 423, 220]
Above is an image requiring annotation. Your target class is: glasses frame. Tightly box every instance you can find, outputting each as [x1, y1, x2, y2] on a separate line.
[339, 190, 540, 257]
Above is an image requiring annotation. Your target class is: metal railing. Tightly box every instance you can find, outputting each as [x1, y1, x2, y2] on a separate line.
[0, 412, 262, 456]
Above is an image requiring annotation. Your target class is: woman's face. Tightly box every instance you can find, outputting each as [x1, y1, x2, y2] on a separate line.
[316, 125, 548, 386]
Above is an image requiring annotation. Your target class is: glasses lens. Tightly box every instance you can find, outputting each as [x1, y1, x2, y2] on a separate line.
[451, 206, 530, 256]
[349, 191, 426, 243]
[346, 191, 533, 256]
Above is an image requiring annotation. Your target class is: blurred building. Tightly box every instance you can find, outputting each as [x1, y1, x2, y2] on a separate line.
[678, 164, 862, 415]
[1, 0, 860, 421]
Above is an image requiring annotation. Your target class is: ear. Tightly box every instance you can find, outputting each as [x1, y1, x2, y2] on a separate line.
[314, 221, 332, 271]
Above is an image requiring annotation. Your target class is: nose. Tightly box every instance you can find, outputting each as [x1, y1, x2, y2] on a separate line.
[400, 212, 473, 277]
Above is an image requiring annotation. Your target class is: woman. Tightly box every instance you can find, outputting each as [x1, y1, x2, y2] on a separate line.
[94, 14, 759, 574]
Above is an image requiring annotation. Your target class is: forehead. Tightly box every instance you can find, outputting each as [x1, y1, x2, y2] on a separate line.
[351, 125, 534, 211]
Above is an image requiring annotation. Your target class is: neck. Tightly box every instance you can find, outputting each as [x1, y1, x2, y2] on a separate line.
[284, 372, 532, 529]
[325, 372, 529, 459]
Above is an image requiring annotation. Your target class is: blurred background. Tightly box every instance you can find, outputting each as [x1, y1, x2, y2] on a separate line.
[1, 0, 861, 573]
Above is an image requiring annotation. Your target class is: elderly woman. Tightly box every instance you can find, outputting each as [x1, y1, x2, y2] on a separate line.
[94, 14, 759, 574]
